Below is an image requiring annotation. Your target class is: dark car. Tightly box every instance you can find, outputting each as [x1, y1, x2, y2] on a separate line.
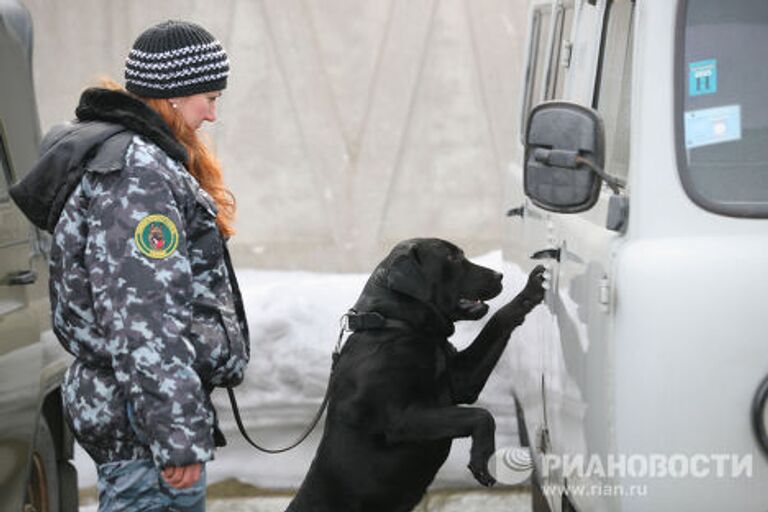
[0, 1, 78, 510]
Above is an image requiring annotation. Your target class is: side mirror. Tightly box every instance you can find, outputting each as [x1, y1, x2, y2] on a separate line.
[524, 102, 606, 213]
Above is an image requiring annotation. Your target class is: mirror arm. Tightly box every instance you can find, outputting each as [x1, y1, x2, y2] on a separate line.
[574, 156, 626, 194]
[532, 148, 625, 194]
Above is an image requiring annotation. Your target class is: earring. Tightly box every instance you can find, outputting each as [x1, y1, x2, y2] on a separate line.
[171, 103, 178, 109]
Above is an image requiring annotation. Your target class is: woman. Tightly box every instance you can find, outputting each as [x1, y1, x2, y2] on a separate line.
[10, 20, 249, 511]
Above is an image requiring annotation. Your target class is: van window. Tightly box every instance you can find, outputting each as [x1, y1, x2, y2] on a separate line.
[678, 0, 768, 217]
[594, 0, 635, 181]
[547, 2, 575, 100]
[521, 4, 553, 140]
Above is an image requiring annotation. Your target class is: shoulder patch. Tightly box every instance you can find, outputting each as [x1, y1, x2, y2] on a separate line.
[134, 214, 179, 259]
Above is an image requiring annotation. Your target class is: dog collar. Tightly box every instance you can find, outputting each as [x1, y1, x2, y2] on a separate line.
[342, 310, 413, 332]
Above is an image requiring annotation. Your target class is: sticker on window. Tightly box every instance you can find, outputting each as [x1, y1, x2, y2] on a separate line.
[689, 59, 717, 96]
[684, 105, 741, 149]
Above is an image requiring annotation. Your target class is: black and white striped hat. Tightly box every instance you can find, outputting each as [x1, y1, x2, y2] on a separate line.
[125, 20, 229, 98]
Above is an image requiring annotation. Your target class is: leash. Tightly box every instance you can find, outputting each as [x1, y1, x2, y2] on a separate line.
[227, 386, 330, 454]
[226, 312, 354, 453]
[227, 310, 414, 453]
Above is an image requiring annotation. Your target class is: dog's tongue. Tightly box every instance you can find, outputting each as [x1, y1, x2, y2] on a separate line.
[457, 298, 489, 320]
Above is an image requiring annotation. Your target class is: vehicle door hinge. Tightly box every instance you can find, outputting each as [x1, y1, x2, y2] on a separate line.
[598, 275, 611, 312]
[561, 41, 573, 69]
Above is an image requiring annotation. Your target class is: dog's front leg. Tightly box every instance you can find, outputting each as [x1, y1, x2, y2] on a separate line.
[450, 266, 546, 404]
[386, 406, 497, 486]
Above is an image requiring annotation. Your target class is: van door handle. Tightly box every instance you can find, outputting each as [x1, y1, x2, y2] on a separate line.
[6, 269, 37, 285]
[506, 205, 525, 217]
[530, 248, 561, 262]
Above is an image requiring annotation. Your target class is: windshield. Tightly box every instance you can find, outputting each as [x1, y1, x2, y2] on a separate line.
[678, 0, 768, 217]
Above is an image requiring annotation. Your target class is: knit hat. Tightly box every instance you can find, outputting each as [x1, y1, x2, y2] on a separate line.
[124, 20, 229, 98]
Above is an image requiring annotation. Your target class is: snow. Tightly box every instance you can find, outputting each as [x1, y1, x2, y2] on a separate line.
[75, 251, 542, 492]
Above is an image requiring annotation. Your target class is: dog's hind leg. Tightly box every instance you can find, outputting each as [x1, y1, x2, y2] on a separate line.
[385, 406, 497, 487]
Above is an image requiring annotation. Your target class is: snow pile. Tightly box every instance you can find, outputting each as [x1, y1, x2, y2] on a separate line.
[76, 251, 543, 490]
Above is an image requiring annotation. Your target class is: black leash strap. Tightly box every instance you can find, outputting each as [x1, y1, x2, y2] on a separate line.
[226, 314, 350, 454]
[226, 385, 331, 454]
[227, 310, 412, 454]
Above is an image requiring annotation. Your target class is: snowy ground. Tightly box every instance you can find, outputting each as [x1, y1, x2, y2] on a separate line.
[76, 250, 542, 510]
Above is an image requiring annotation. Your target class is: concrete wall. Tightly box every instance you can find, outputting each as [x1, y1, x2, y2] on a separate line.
[25, 0, 529, 271]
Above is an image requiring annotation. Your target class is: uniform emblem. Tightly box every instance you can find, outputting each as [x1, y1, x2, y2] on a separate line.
[134, 214, 179, 259]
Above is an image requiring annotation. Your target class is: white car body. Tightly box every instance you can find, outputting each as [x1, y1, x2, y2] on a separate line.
[505, 0, 768, 510]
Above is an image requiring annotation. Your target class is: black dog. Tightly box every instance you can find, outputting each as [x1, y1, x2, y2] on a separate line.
[287, 238, 545, 512]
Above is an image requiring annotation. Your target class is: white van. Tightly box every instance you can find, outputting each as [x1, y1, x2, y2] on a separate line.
[505, 0, 768, 510]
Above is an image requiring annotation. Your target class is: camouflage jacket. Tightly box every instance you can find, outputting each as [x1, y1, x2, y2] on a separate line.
[10, 89, 250, 468]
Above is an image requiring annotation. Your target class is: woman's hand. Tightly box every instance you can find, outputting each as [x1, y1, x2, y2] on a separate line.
[161, 463, 202, 489]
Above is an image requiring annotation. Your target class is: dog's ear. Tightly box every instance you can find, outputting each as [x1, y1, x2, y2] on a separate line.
[387, 246, 431, 302]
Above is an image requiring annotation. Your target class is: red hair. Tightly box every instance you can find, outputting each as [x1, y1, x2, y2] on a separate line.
[143, 97, 236, 237]
[98, 78, 236, 237]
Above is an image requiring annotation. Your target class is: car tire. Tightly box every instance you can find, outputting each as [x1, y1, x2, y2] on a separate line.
[23, 416, 60, 512]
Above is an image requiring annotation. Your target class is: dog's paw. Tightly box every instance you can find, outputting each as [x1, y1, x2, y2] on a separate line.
[522, 265, 547, 305]
[468, 462, 497, 487]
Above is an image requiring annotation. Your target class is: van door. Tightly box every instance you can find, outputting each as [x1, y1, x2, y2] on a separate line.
[509, 0, 558, 462]
[0, 120, 48, 510]
[0, 5, 51, 505]
[509, 0, 581, 483]
[539, 0, 636, 509]
[0, 2, 44, 350]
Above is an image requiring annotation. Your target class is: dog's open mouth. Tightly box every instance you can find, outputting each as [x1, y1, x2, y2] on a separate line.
[455, 298, 491, 320]
[454, 276, 503, 321]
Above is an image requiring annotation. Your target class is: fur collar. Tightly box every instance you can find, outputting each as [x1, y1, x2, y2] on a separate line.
[9, 88, 189, 234]
[75, 88, 188, 164]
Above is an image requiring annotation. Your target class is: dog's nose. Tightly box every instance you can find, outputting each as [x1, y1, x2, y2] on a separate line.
[493, 271, 503, 282]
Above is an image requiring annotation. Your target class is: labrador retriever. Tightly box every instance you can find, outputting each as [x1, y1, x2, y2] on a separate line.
[287, 238, 545, 512]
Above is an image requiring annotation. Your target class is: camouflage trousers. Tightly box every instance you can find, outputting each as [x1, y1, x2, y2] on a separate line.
[96, 459, 206, 511]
